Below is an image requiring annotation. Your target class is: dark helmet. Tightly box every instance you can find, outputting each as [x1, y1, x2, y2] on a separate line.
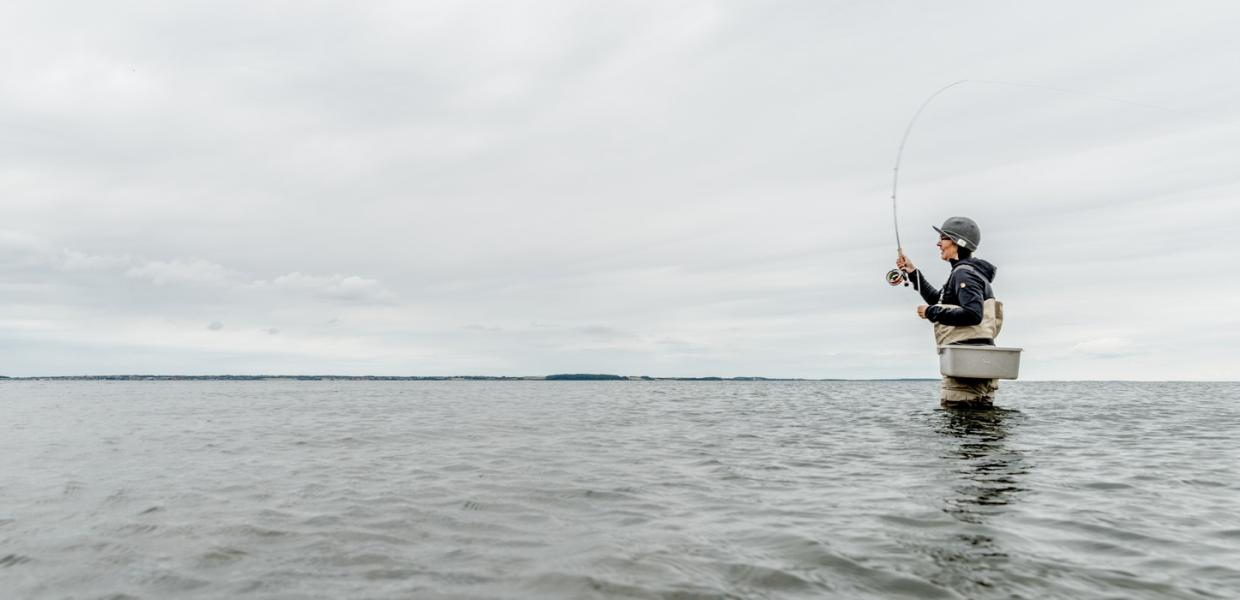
[932, 216, 981, 250]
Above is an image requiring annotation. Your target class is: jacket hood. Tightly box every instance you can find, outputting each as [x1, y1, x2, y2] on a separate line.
[957, 257, 997, 282]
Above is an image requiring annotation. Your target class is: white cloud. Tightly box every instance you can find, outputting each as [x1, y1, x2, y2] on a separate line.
[1072, 337, 1138, 358]
[125, 258, 237, 287]
[0, 229, 49, 253]
[257, 272, 394, 303]
[46, 243, 396, 305]
[59, 249, 133, 271]
[0, 230, 54, 268]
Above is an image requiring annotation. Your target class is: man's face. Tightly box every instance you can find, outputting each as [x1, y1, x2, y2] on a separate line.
[937, 235, 958, 261]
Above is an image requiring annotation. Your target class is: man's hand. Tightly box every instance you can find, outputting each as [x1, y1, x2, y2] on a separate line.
[896, 251, 915, 273]
[917, 304, 929, 319]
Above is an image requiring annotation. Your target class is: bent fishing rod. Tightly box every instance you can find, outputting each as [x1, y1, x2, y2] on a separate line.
[886, 81, 966, 287]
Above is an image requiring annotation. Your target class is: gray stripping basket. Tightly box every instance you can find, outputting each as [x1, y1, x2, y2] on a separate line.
[938, 345, 1022, 379]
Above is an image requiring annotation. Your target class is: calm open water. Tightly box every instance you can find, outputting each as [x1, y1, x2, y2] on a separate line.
[2, 380, 1239, 599]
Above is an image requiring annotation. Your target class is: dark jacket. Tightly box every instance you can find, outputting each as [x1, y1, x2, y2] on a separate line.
[910, 257, 997, 326]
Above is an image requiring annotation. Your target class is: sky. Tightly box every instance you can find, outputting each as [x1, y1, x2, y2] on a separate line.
[2, 1, 1238, 380]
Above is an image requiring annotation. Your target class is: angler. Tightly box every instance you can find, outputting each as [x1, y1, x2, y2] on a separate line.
[877, 77, 1202, 403]
[895, 217, 1004, 409]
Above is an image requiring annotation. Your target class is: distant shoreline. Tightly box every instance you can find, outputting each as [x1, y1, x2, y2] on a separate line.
[0, 374, 939, 382]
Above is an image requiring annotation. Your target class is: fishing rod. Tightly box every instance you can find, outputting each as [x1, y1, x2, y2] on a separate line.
[884, 79, 1225, 288]
[886, 80, 966, 287]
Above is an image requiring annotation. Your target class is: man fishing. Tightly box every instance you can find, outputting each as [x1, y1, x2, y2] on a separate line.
[895, 217, 1003, 409]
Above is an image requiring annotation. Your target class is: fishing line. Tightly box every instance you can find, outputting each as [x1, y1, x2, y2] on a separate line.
[885, 78, 1227, 288]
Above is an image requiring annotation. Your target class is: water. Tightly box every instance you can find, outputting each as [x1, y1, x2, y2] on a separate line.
[2, 380, 1238, 599]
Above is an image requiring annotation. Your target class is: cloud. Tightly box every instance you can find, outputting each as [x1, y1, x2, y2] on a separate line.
[257, 272, 395, 303]
[0, 229, 49, 253]
[31, 237, 398, 305]
[1072, 337, 1138, 358]
[0, 230, 55, 268]
[206, 321, 224, 331]
[576, 325, 633, 340]
[59, 249, 133, 271]
[125, 258, 238, 287]
[463, 323, 504, 332]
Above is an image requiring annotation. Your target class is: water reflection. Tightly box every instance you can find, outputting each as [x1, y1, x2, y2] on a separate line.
[927, 407, 1030, 592]
[937, 408, 1028, 520]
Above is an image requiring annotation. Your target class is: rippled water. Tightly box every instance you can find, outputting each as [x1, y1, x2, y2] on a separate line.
[2, 380, 1239, 599]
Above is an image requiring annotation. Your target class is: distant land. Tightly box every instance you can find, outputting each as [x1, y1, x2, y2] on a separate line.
[0, 373, 937, 382]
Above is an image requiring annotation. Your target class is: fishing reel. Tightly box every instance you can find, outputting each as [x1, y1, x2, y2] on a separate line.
[886, 268, 909, 287]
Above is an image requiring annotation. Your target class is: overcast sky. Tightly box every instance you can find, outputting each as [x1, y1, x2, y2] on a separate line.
[2, 1, 1238, 379]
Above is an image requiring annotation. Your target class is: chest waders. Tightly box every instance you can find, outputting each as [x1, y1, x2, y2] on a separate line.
[933, 264, 1003, 408]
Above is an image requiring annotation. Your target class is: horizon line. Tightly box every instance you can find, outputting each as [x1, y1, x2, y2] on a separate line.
[1, 374, 1236, 383]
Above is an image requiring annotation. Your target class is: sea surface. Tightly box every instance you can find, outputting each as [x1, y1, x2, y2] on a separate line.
[2, 380, 1239, 599]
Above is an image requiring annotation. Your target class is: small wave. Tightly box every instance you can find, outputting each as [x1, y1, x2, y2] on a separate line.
[0, 554, 33, 567]
[198, 546, 248, 566]
[522, 572, 733, 599]
[1082, 481, 1133, 490]
[364, 567, 423, 581]
[220, 524, 294, 539]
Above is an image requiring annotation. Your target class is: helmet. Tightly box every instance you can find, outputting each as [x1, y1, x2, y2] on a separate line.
[932, 216, 981, 250]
